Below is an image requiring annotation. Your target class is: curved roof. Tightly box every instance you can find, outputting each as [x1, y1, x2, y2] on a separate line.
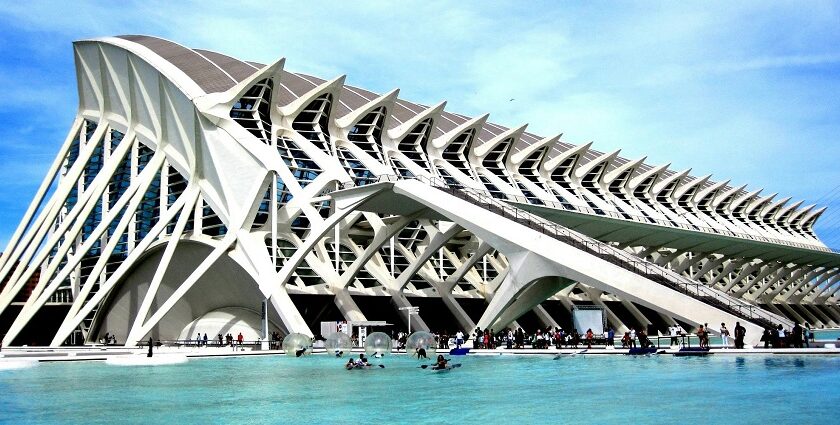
[108, 35, 798, 210]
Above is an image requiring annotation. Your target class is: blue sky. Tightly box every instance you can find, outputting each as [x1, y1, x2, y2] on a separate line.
[1, 1, 839, 248]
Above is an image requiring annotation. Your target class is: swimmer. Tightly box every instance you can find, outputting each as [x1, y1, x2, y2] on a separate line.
[434, 354, 448, 370]
[345, 358, 356, 370]
[355, 353, 369, 368]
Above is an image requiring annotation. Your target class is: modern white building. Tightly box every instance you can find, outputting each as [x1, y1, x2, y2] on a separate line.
[1, 35, 838, 347]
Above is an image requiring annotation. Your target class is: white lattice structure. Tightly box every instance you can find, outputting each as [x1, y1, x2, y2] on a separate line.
[1, 35, 839, 347]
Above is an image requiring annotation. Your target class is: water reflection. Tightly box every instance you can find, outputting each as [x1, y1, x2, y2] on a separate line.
[763, 356, 807, 369]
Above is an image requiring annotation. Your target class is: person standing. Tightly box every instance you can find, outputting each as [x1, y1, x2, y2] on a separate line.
[607, 327, 615, 347]
[734, 322, 746, 349]
[697, 325, 706, 349]
[804, 323, 812, 348]
[720, 323, 730, 349]
[777, 324, 786, 348]
[792, 323, 803, 349]
[455, 330, 464, 348]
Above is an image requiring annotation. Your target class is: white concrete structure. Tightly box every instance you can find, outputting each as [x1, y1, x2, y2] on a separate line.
[1, 35, 838, 348]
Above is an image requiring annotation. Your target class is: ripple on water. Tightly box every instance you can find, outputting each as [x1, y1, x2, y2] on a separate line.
[1, 354, 839, 424]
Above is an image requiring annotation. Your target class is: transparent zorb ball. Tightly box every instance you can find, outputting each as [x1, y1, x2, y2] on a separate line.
[406, 331, 437, 356]
[364, 332, 392, 357]
[324, 332, 352, 356]
[282, 333, 313, 357]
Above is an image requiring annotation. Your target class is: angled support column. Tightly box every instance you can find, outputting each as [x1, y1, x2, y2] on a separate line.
[476, 251, 573, 331]
[333, 287, 367, 322]
[765, 267, 810, 300]
[389, 288, 430, 332]
[780, 269, 826, 302]
[771, 301, 806, 325]
[744, 267, 792, 301]
[717, 261, 757, 293]
[532, 304, 559, 329]
[788, 270, 838, 303]
[804, 274, 840, 302]
[798, 302, 833, 327]
[269, 287, 312, 336]
[819, 304, 840, 324]
[691, 256, 727, 281]
[438, 292, 476, 333]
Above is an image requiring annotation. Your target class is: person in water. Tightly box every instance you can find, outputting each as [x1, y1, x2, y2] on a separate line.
[345, 358, 356, 370]
[354, 353, 369, 368]
[434, 354, 448, 370]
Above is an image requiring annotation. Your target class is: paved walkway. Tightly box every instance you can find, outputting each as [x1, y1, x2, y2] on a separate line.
[1, 342, 839, 363]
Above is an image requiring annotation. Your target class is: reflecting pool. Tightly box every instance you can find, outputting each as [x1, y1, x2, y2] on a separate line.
[1, 353, 839, 424]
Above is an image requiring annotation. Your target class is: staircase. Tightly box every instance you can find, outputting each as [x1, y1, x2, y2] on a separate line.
[365, 174, 793, 331]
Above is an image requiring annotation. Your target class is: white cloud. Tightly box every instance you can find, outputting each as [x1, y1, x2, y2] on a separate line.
[1, 1, 840, 245]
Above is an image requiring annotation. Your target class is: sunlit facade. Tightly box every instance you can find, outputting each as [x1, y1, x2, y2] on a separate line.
[1, 35, 838, 347]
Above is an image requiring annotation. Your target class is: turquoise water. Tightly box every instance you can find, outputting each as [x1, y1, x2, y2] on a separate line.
[813, 329, 840, 340]
[2, 353, 839, 424]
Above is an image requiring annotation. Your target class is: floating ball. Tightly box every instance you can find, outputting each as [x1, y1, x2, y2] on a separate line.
[324, 332, 352, 356]
[364, 332, 392, 357]
[282, 333, 313, 357]
[405, 331, 437, 356]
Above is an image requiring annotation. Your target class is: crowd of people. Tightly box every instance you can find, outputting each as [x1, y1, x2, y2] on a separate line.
[187, 332, 246, 347]
[416, 320, 818, 351]
[761, 322, 815, 348]
[101, 319, 825, 351]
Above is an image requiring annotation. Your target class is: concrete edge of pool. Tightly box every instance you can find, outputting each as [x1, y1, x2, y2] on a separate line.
[2, 343, 840, 363]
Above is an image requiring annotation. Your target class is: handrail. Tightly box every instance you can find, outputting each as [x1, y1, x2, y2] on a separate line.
[339, 174, 793, 330]
[335, 175, 837, 255]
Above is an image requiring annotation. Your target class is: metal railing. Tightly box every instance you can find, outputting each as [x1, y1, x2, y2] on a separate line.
[335, 174, 837, 254]
[339, 174, 793, 330]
